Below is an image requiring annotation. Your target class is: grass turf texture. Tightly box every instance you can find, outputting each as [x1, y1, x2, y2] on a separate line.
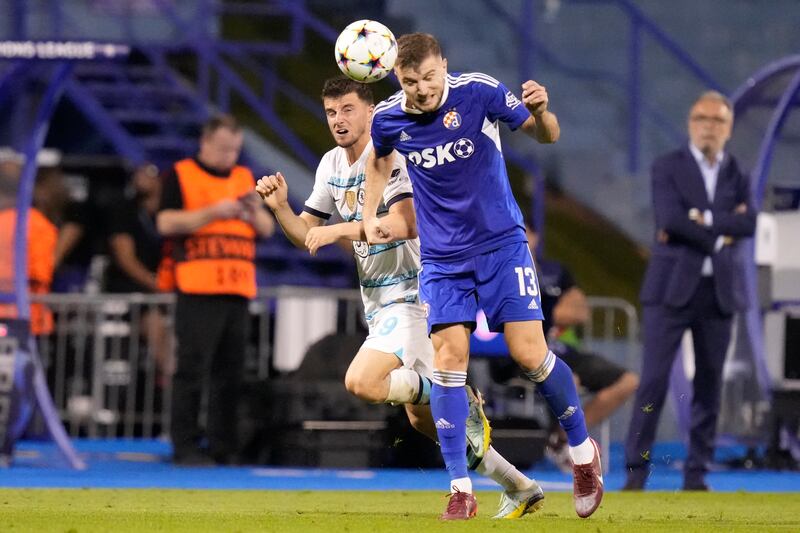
[1, 489, 798, 532]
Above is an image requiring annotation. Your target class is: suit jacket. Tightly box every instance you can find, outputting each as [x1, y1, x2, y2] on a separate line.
[640, 146, 756, 314]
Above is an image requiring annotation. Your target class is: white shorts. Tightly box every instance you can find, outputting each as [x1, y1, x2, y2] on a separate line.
[362, 303, 433, 378]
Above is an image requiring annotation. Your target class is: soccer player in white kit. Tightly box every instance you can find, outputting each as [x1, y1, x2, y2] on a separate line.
[256, 76, 545, 519]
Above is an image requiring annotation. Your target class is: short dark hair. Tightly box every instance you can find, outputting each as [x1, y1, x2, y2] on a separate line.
[396, 33, 442, 70]
[321, 76, 373, 104]
[202, 114, 241, 138]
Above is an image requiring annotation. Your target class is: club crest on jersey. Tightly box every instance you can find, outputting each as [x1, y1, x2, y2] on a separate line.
[442, 109, 461, 130]
[345, 190, 357, 210]
[357, 188, 365, 205]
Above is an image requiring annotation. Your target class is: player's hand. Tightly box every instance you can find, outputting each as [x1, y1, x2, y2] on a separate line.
[657, 229, 670, 243]
[364, 216, 392, 244]
[255, 172, 289, 211]
[521, 80, 549, 116]
[363, 216, 382, 244]
[722, 235, 734, 246]
[734, 203, 747, 214]
[305, 226, 339, 256]
[211, 198, 243, 220]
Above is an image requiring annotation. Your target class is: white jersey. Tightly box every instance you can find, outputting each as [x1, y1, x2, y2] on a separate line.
[303, 142, 421, 319]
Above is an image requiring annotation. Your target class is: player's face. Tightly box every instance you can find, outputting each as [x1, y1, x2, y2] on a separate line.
[199, 127, 244, 171]
[323, 93, 373, 149]
[688, 98, 732, 158]
[395, 54, 448, 112]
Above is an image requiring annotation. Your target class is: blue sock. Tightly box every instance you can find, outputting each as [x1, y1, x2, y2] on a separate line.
[525, 350, 589, 447]
[431, 370, 469, 481]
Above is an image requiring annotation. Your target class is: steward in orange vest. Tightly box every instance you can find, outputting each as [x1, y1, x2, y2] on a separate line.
[170, 158, 258, 298]
[156, 114, 274, 466]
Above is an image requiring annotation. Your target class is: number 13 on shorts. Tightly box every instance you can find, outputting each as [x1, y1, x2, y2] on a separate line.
[514, 266, 540, 296]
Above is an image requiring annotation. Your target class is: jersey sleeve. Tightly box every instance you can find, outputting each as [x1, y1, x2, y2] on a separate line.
[480, 76, 530, 130]
[370, 110, 398, 158]
[302, 156, 335, 220]
[383, 152, 413, 209]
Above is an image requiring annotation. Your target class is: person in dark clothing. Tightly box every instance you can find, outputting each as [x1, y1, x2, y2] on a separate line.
[106, 163, 163, 293]
[106, 162, 173, 384]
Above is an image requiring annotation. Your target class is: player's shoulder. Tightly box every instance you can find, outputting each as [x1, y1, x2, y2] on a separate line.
[316, 146, 345, 174]
[373, 90, 404, 118]
[447, 71, 502, 90]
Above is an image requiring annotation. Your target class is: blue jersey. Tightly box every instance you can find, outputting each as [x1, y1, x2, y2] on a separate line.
[371, 72, 531, 262]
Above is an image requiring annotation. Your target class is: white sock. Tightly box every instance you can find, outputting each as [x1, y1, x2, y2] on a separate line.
[386, 368, 430, 404]
[475, 446, 533, 492]
[569, 438, 595, 465]
[450, 476, 473, 494]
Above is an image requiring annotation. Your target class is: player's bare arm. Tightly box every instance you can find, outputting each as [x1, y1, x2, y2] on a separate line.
[305, 222, 365, 256]
[369, 197, 418, 244]
[307, 196, 416, 254]
[256, 172, 323, 248]
[519, 80, 560, 144]
[363, 149, 394, 243]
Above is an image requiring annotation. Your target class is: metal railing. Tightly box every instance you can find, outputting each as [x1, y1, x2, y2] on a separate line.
[31, 288, 638, 447]
[30, 286, 363, 439]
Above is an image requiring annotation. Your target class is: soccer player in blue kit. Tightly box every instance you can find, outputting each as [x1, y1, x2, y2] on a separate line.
[363, 33, 604, 520]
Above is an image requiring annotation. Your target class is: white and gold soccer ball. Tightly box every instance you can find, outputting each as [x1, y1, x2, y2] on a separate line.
[334, 19, 397, 83]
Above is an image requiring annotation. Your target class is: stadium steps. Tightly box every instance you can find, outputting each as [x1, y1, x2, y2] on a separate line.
[65, 55, 354, 289]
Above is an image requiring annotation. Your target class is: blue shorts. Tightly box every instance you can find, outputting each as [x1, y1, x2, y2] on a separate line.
[419, 241, 544, 334]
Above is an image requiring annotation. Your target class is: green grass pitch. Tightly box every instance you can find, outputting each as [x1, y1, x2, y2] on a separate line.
[1, 489, 798, 532]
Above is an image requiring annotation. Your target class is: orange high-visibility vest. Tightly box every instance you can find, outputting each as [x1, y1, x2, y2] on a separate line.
[173, 159, 257, 299]
[0, 208, 57, 334]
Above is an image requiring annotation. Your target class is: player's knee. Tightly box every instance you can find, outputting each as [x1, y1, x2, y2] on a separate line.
[508, 337, 548, 371]
[344, 369, 382, 403]
[431, 337, 469, 368]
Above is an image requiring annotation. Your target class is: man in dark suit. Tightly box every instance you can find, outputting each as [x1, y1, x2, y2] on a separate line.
[624, 91, 756, 491]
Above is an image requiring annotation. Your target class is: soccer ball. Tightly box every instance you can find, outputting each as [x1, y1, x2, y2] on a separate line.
[335, 19, 397, 83]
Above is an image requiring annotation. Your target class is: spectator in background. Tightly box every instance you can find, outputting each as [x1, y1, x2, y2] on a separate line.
[624, 91, 756, 491]
[157, 115, 274, 466]
[524, 222, 638, 471]
[106, 163, 162, 293]
[0, 150, 59, 335]
[106, 162, 173, 385]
